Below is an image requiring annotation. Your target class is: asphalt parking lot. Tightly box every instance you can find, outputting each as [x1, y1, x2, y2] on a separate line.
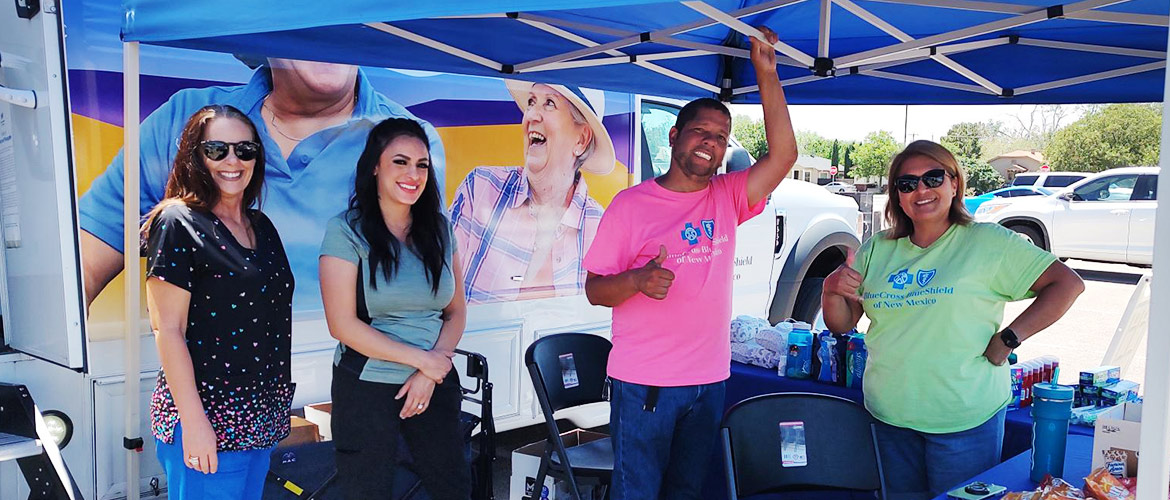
[1010, 259, 1149, 386]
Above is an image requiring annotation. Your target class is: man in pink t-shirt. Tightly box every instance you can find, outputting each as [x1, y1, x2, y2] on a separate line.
[582, 27, 799, 499]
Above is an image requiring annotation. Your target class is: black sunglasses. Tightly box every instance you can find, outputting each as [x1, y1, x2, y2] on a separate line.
[895, 168, 951, 194]
[200, 140, 260, 162]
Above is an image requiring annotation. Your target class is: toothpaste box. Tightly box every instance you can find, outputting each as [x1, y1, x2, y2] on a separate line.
[1080, 366, 1121, 387]
[1100, 380, 1140, 406]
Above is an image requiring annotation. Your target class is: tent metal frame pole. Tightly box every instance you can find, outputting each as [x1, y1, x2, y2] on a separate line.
[122, 40, 142, 500]
[1015, 37, 1164, 59]
[851, 37, 1010, 66]
[1067, 11, 1168, 26]
[1013, 60, 1165, 95]
[512, 17, 721, 93]
[655, 38, 806, 67]
[835, 0, 1131, 66]
[365, 23, 506, 71]
[514, 35, 644, 72]
[865, 69, 996, 93]
[681, 0, 817, 66]
[832, 0, 1003, 93]
[819, 0, 832, 58]
[866, 0, 1164, 25]
[1135, 22, 1170, 500]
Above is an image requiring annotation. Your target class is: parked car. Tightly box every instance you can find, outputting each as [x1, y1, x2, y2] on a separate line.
[964, 186, 1053, 214]
[976, 167, 1159, 266]
[824, 181, 857, 193]
[1010, 171, 1090, 189]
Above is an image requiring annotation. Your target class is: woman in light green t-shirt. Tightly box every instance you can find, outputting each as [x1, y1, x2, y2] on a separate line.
[822, 140, 1084, 500]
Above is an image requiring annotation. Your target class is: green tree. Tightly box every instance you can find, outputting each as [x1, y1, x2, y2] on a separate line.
[940, 121, 998, 159]
[796, 130, 834, 158]
[842, 146, 854, 176]
[731, 115, 768, 160]
[850, 131, 900, 179]
[1045, 104, 1161, 172]
[830, 140, 840, 166]
[959, 156, 1003, 195]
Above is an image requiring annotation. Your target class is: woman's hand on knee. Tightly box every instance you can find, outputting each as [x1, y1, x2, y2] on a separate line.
[396, 372, 437, 419]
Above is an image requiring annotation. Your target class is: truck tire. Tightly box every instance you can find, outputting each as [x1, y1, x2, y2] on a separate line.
[791, 277, 825, 324]
[1008, 224, 1046, 250]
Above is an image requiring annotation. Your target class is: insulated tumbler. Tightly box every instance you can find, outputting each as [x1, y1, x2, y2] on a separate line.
[1030, 383, 1075, 481]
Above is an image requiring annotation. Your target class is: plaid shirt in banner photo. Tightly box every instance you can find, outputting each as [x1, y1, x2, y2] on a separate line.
[450, 166, 603, 304]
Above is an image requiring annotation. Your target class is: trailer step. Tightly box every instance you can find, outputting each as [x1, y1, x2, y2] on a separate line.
[0, 431, 41, 462]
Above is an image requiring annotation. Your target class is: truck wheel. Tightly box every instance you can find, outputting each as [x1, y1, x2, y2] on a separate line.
[792, 277, 825, 324]
[1008, 225, 1046, 250]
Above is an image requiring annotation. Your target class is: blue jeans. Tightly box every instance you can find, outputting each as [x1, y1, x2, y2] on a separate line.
[610, 378, 725, 500]
[155, 424, 272, 500]
[874, 408, 1007, 500]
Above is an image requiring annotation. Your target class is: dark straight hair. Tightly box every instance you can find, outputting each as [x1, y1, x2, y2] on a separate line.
[348, 118, 448, 294]
[142, 105, 265, 239]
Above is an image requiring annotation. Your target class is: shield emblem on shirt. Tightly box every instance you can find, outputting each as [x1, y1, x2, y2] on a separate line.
[916, 269, 937, 287]
[701, 219, 715, 239]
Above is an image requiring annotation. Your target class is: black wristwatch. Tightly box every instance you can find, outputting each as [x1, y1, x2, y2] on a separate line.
[999, 327, 1021, 349]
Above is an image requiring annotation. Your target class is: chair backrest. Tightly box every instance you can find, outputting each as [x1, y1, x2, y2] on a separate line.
[524, 333, 612, 413]
[721, 392, 885, 499]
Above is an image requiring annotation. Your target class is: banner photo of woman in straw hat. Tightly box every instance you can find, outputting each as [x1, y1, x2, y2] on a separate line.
[450, 81, 619, 304]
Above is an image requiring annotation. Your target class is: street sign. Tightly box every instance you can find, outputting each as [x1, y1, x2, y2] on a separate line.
[830, 166, 838, 176]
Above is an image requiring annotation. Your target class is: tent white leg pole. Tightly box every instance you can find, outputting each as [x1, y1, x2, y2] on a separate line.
[122, 40, 142, 500]
[1135, 26, 1170, 500]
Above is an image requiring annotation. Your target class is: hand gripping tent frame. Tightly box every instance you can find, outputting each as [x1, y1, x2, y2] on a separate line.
[119, 1, 1170, 499]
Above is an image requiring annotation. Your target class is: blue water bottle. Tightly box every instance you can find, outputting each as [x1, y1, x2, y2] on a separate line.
[785, 322, 813, 379]
[1030, 383, 1074, 481]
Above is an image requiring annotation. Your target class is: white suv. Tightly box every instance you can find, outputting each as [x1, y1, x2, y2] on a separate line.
[1011, 172, 1090, 189]
[976, 167, 1159, 266]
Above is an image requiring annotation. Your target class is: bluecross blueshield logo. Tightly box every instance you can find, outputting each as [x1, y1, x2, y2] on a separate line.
[701, 219, 715, 239]
[888, 269, 913, 290]
[916, 269, 937, 287]
[681, 222, 701, 245]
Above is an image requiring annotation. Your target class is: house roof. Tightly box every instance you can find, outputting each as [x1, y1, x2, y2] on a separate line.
[796, 155, 833, 171]
[992, 150, 1045, 163]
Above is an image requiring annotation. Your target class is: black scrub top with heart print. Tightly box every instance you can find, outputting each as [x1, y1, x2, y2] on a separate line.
[144, 203, 295, 451]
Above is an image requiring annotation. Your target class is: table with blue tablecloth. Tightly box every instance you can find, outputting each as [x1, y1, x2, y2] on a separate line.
[930, 434, 1095, 500]
[702, 362, 1096, 500]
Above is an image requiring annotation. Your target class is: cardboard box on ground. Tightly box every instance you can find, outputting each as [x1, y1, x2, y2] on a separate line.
[511, 430, 607, 500]
[304, 402, 333, 440]
[1092, 402, 1142, 477]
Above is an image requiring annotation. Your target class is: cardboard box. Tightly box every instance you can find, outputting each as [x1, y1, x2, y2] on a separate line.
[1100, 381, 1140, 406]
[303, 402, 333, 441]
[510, 429, 608, 500]
[1092, 402, 1142, 477]
[279, 416, 321, 447]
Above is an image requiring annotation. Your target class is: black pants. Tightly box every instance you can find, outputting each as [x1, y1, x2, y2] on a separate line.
[331, 365, 471, 500]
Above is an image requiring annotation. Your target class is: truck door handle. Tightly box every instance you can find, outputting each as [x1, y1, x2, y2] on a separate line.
[0, 84, 37, 109]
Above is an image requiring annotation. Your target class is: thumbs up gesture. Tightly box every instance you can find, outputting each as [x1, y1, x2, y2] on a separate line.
[634, 245, 675, 300]
[824, 248, 863, 303]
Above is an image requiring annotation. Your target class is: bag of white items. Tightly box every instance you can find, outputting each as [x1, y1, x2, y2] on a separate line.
[731, 341, 782, 369]
[730, 315, 770, 343]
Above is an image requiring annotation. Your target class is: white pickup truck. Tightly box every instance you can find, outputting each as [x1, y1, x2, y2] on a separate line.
[0, 0, 859, 497]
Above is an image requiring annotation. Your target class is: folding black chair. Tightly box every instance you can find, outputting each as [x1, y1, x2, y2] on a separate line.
[263, 349, 496, 500]
[524, 333, 614, 500]
[721, 392, 886, 500]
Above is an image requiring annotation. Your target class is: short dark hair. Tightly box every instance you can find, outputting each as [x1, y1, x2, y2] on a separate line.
[673, 98, 731, 130]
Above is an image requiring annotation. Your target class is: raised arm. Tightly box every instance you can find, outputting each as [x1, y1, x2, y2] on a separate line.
[745, 27, 799, 207]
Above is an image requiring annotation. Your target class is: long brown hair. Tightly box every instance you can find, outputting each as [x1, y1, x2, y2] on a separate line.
[141, 105, 265, 239]
[883, 140, 973, 239]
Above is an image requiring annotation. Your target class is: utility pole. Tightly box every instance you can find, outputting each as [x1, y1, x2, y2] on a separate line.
[903, 105, 909, 144]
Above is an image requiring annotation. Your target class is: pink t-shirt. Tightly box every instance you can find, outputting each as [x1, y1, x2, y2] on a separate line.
[583, 170, 766, 386]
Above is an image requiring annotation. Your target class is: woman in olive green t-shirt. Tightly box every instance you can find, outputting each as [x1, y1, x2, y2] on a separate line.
[822, 140, 1084, 500]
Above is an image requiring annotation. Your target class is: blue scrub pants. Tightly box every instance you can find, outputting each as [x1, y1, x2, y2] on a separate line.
[155, 423, 272, 500]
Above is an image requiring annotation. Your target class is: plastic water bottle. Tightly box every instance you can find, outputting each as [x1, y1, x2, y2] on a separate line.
[816, 333, 838, 383]
[846, 333, 867, 388]
[786, 322, 814, 379]
[1030, 383, 1074, 481]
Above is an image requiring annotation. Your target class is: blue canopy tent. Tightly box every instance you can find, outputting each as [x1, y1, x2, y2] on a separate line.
[116, 1, 1170, 499]
[119, 0, 1168, 104]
